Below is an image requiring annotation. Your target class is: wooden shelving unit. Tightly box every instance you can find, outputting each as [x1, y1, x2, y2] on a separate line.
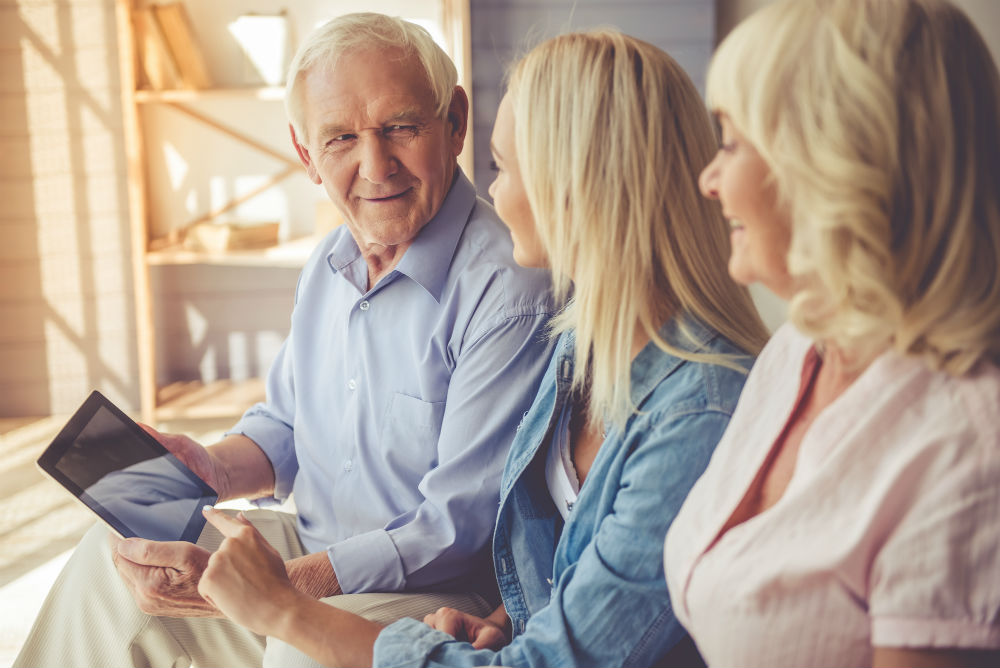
[115, 0, 472, 422]
[134, 85, 286, 103]
[155, 378, 268, 420]
[145, 235, 318, 268]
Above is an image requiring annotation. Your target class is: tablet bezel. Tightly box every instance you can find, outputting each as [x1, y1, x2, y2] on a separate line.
[36, 390, 218, 543]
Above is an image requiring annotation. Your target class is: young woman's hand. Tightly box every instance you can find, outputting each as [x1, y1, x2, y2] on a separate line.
[197, 507, 305, 636]
[423, 605, 510, 650]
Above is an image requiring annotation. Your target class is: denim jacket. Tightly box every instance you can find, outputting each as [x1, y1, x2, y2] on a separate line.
[373, 317, 753, 667]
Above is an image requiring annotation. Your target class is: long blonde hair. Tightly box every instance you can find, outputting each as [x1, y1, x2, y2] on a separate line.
[708, 0, 1000, 374]
[508, 30, 769, 427]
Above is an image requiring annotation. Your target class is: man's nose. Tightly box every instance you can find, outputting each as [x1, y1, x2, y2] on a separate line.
[358, 135, 399, 183]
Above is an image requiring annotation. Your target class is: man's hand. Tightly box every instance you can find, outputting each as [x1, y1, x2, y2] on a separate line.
[423, 606, 510, 651]
[139, 424, 232, 500]
[198, 507, 306, 636]
[111, 533, 220, 618]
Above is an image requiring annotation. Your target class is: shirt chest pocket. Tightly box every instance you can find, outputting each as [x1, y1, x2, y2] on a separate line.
[379, 392, 446, 479]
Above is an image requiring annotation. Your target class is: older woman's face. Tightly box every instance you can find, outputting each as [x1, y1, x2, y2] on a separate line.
[700, 115, 794, 298]
[488, 95, 547, 268]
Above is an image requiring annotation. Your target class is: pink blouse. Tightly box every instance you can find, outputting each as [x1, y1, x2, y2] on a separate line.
[664, 323, 1000, 666]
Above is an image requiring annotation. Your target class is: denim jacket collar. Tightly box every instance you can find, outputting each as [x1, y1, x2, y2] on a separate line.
[554, 314, 719, 420]
[629, 315, 717, 408]
[502, 314, 718, 502]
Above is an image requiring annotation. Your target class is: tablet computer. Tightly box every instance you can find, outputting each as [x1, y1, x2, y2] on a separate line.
[37, 390, 218, 542]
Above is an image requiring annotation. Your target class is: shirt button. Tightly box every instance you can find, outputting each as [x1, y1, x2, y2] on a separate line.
[347, 378, 357, 391]
[359, 300, 370, 311]
[343, 459, 353, 472]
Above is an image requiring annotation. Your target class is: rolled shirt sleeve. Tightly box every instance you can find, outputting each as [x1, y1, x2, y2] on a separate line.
[229, 336, 299, 503]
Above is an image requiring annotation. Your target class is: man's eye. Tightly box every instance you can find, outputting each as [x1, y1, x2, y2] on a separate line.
[327, 134, 355, 146]
[386, 125, 419, 137]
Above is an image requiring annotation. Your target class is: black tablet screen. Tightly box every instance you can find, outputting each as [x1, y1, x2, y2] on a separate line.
[39, 392, 218, 542]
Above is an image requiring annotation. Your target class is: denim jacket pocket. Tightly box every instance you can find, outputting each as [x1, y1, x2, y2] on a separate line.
[379, 392, 446, 478]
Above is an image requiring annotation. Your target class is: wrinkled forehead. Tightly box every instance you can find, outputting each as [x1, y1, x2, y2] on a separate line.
[305, 45, 431, 95]
[301, 50, 437, 132]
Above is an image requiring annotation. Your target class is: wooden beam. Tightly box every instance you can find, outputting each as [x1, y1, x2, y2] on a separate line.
[115, 0, 157, 422]
[163, 102, 299, 167]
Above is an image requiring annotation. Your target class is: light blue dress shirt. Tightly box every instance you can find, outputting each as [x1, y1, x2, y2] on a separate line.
[229, 171, 557, 594]
[373, 317, 752, 667]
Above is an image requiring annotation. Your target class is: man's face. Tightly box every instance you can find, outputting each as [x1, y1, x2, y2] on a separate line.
[295, 47, 465, 251]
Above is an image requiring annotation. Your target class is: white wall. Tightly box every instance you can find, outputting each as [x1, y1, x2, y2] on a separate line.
[469, 0, 715, 198]
[0, 0, 138, 415]
[719, 0, 999, 60]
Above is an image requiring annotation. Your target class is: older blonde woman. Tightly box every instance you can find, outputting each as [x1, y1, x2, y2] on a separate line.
[664, 1, 1000, 666]
[192, 30, 769, 667]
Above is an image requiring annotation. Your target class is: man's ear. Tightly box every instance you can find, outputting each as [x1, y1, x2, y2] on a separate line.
[446, 86, 469, 156]
[289, 123, 322, 184]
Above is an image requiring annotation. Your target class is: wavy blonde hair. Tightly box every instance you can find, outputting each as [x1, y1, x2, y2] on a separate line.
[708, 0, 1000, 374]
[507, 30, 769, 427]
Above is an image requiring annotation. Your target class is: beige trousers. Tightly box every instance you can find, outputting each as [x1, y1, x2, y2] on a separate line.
[14, 510, 490, 668]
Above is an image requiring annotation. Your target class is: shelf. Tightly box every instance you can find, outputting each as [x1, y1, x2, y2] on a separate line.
[146, 234, 319, 268]
[155, 378, 265, 420]
[135, 85, 285, 103]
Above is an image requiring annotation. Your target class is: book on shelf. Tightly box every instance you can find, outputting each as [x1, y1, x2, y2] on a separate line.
[136, 2, 212, 90]
[151, 2, 213, 89]
[181, 222, 280, 253]
[135, 6, 180, 90]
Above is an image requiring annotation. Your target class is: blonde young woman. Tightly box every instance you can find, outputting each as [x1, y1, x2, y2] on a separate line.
[664, 0, 1000, 666]
[192, 30, 769, 667]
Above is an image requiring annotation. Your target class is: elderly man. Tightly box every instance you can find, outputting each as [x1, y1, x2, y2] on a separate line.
[15, 13, 555, 668]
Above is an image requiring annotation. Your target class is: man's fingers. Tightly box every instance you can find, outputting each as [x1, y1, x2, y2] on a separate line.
[137, 423, 173, 450]
[111, 548, 141, 587]
[203, 506, 256, 538]
[116, 537, 192, 567]
[137, 422, 160, 437]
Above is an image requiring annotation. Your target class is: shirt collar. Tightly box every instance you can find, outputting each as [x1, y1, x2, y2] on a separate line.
[394, 169, 475, 302]
[324, 169, 476, 301]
